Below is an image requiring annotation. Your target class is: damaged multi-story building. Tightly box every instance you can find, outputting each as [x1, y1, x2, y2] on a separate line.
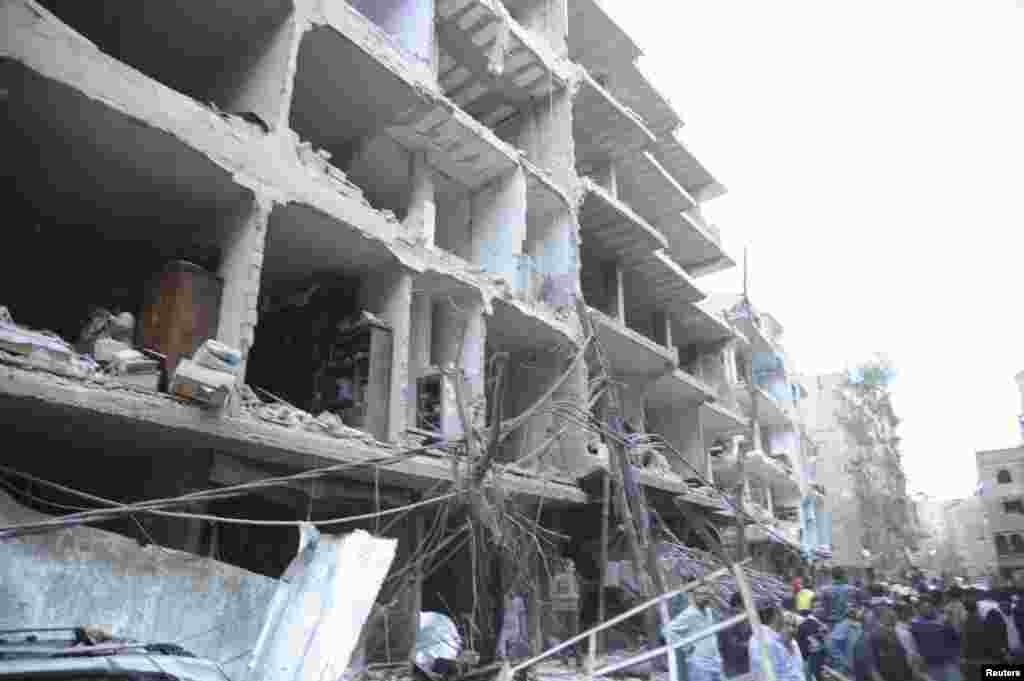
[0, 0, 817, 670]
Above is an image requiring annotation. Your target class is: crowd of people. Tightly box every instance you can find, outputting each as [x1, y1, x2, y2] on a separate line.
[662, 566, 1024, 681]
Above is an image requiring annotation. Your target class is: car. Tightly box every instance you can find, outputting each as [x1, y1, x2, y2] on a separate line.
[0, 627, 232, 681]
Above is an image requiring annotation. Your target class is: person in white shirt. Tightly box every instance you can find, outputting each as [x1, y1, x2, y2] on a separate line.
[748, 603, 806, 681]
[663, 587, 725, 681]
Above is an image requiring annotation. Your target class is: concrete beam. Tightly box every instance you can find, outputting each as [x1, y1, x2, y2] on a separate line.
[0, 363, 586, 503]
[208, 452, 411, 506]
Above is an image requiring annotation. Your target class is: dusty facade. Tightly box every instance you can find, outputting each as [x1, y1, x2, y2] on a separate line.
[0, 0, 817, 663]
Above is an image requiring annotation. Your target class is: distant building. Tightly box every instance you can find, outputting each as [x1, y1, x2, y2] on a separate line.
[977, 371, 1024, 580]
[804, 370, 912, 579]
[941, 497, 995, 578]
[977, 447, 1024, 580]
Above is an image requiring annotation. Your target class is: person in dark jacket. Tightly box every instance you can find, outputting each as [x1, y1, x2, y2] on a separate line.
[796, 597, 827, 681]
[962, 590, 1000, 679]
[910, 590, 961, 681]
[868, 606, 918, 681]
[719, 592, 752, 678]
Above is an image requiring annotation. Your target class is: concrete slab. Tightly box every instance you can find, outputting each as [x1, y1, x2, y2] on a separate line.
[660, 210, 735, 276]
[735, 385, 792, 428]
[674, 301, 740, 348]
[565, 0, 641, 74]
[573, 69, 656, 164]
[606, 60, 681, 136]
[651, 131, 727, 203]
[296, 0, 521, 190]
[0, 0, 408, 248]
[589, 307, 677, 379]
[616, 152, 697, 233]
[745, 451, 800, 498]
[633, 466, 690, 496]
[578, 178, 667, 263]
[700, 401, 748, 437]
[0, 362, 587, 504]
[627, 250, 705, 311]
[435, 0, 571, 123]
[487, 295, 578, 352]
[676, 487, 729, 512]
[645, 368, 716, 409]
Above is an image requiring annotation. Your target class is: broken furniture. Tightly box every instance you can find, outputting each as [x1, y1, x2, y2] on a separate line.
[170, 358, 236, 409]
[317, 313, 393, 442]
[169, 340, 242, 409]
[138, 260, 222, 387]
[107, 349, 161, 391]
[0, 305, 96, 378]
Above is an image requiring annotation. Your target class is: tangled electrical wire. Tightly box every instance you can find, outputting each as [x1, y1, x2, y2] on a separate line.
[0, 444, 458, 538]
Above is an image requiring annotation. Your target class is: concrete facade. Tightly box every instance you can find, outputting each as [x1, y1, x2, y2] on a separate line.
[0, 0, 824, 657]
[804, 373, 869, 570]
[978, 446, 1024, 578]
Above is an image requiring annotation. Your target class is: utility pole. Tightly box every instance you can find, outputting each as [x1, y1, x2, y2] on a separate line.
[735, 248, 758, 563]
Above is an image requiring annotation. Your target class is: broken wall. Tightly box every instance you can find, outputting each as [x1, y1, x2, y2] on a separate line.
[0, 491, 277, 681]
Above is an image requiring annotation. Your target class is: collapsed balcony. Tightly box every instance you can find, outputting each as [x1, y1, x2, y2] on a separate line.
[289, 3, 520, 240]
[435, 0, 571, 133]
[35, 0, 297, 131]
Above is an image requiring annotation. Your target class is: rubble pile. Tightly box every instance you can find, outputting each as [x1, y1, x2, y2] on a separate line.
[658, 542, 790, 612]
[0, 305, 99, 379]
[238, 385, 377, 444]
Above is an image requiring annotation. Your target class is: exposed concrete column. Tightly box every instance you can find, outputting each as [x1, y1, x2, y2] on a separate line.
[551, 348, 589, 474]
[652, 310, 672, 349]
[507, 349, 557, 471]
[723, 342, 739, 385]
[215, 11, 303, 133]
[471, 168, 527, 288]
[403, 151, 436, 245]
[592, 160, 618, 198]
[650, 404, 701, 477]
[433, 299, 486, 438]
[701, 410, 715, 482]
[217, 195, 272, 382]
[517, 90, 575, 193]
[408, 289, 433, 429]
[147, 448, 214, 555]
[602, 260, 625, 322]
[362, 265, 414, 442]
[527, 209, 576, 308]
[620, 377, 647, 431]
[515, 0, 569, 58]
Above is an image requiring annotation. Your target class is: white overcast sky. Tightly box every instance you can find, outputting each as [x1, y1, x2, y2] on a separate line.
[609, 1, 1024, 499]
